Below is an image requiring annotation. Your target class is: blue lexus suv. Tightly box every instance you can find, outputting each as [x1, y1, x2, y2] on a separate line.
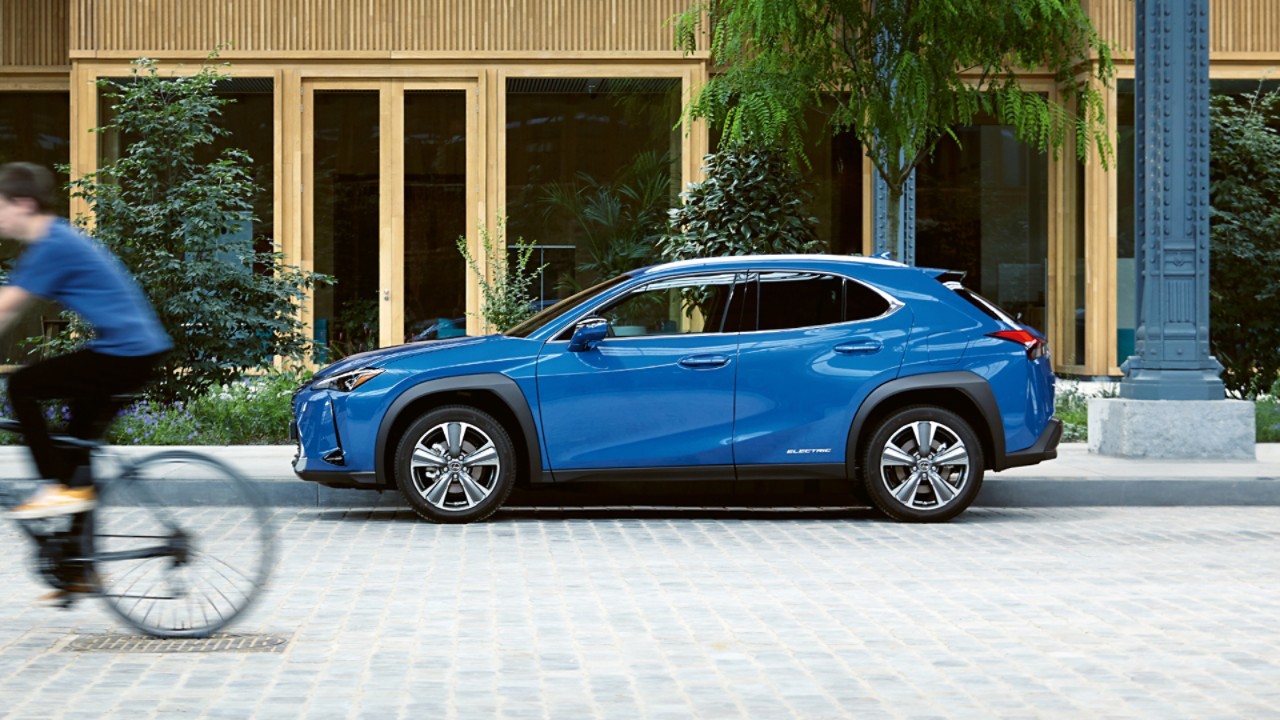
[292, 255, 1062, 523]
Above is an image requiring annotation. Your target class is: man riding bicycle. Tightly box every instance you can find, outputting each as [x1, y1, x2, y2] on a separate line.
[0, 162, 171, 524]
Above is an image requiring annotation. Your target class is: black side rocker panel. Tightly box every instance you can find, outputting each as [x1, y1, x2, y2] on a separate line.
[846, 370, 1007, 472]
[374, 373, 544, 486]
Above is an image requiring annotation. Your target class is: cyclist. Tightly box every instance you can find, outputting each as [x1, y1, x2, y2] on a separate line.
[0, 162, 171, 522]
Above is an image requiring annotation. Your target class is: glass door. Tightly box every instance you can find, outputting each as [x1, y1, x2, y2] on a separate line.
[304, 80, 475, 361]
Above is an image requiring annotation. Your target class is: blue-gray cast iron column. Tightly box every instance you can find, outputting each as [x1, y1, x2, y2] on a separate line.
[872, 169, 915, 264]
[1121, 0, 1224, 400]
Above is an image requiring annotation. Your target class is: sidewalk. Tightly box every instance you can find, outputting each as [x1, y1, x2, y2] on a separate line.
[2, 443, 1278, 508]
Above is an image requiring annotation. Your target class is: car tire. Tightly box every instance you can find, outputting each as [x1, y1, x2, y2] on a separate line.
[860, 405, 984, 523]
[394, 405, 517, 524]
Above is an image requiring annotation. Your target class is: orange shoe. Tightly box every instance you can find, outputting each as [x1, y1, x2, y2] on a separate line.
[37, 576, 101, 606]
[9, 484, 97, 519]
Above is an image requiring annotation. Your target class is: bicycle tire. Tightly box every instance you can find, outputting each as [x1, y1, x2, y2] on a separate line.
[93, 450, 274, 638]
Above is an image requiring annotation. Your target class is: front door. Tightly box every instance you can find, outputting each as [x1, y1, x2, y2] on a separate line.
[304, 80, 477, 360]
[536, 273, 742, 474]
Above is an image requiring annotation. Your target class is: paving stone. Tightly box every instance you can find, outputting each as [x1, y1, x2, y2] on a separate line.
[3, 507, 1280, 717]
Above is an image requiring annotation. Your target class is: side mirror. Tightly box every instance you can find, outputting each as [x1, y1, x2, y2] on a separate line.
[567, 317, 609, 352]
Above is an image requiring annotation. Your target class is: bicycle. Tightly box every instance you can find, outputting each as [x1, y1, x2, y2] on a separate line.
[0, 418, 274, 638]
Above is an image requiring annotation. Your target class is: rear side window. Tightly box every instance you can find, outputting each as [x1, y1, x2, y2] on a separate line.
[757, 273, 843, 331]
[946, 282, 1018, 325]
[753, 272, 893, 331]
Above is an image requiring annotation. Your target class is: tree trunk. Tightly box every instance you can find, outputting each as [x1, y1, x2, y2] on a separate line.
[885, 184, 903, 262]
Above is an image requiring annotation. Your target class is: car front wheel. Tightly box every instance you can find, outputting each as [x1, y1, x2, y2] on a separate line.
[394, 405, 516, 524]
[861, 406, 984, 523]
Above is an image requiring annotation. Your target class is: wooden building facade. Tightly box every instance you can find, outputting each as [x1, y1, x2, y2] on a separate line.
[2, 0, 1279, 375]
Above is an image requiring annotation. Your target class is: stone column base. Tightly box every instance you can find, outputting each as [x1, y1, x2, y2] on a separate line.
[1088, 398, 1255, 459]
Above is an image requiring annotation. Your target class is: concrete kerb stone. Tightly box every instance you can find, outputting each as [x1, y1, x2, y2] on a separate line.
[1, 443, 1278, 508]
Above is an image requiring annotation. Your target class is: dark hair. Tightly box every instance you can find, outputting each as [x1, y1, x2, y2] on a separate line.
[0, 162, 56, 213]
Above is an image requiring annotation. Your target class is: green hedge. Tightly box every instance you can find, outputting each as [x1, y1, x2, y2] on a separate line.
[1, 369, 310, 446]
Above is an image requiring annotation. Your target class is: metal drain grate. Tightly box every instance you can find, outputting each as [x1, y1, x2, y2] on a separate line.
[68, 633, 289, 653]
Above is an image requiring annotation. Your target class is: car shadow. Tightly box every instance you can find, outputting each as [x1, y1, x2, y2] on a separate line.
[300, 481, 1052, 524]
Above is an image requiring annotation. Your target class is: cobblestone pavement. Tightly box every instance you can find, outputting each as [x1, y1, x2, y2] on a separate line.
[2, 506, 1279, 719]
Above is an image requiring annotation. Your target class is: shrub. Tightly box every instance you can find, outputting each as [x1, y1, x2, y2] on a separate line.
[1209, 89, 1280, 397]
[109, 369, 308, 445]
[457, 216, 546, 333]
[47, 55, 328, 402]
[659, 144, 822, 261]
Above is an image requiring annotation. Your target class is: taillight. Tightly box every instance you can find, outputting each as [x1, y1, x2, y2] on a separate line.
[988, 329, 1048, 359]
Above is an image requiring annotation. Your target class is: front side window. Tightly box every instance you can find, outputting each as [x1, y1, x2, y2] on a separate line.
[597, 273, 739, 338]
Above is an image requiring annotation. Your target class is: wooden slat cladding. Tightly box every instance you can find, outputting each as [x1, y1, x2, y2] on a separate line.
[2, 0, 69, 67]
[1210, 0, 1280, 54]
[70, 0, 699, 55]
[1087, 0, 1280, 57]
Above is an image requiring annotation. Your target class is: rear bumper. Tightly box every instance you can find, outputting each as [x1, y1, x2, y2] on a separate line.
[996, 417, 1063, 471]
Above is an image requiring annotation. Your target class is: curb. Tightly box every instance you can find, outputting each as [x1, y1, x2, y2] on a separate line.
[3, 445, 1279, 509]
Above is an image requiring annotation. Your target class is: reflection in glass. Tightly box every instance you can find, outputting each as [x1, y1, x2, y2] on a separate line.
[915, 116, 1049, 334]
[801, 105, 863, 255]
[313, 90, 380, 360]
[404, 91, 467, 342]
[506, 78, 681, 302]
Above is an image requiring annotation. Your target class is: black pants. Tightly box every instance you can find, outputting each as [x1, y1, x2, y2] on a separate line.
[9, 349, 164, 487]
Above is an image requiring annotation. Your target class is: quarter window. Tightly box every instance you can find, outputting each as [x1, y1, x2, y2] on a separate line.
[845, 278, 892, 320]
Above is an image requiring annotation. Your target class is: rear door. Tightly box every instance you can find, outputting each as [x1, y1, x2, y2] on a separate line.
[732, 271, 911, 474]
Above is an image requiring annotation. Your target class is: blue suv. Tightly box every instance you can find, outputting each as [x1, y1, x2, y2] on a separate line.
[292, 255, 1061, 523]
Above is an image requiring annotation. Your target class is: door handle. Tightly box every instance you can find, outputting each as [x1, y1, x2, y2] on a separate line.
[678, 354, 730, 369]
[834, 340, 882, 355]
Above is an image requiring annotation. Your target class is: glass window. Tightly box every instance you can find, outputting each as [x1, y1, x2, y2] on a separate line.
[1116, 80, 1135, 366]
[312, 90, 380, 360]
[915, 111, 1050, 334]
[757, 272, 844, 331]
[597, 273, 738, 337]
[505, 77, 682, 302]
[0, 91, 70, 362]
[845, 279, 891, 321]
[403, 90, 467, 342]
[801, 103, 864, 255]
[98, 78, 275, 250]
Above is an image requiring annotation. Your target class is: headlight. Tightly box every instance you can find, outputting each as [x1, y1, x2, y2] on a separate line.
[312, 367, 384, 392]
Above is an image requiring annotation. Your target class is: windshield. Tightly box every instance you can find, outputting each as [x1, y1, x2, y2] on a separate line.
[503, 274, 632, 338]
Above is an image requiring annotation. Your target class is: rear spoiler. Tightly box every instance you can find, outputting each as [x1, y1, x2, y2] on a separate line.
[920, 267, 967, 284]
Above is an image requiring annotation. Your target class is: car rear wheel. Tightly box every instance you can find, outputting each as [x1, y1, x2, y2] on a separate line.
[394, 405, 516, 524]
[860, 406, 984, 523]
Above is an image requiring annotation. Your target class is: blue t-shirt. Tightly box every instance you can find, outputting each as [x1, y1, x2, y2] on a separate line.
[9, 219, 172, 357]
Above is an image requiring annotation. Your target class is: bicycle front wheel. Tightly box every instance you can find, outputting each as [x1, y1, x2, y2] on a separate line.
[94, 450, 274, 638]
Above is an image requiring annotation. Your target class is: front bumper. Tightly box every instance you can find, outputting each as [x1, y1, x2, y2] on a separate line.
[292, 392, 386, 490]
[996, 417, 1063, 471]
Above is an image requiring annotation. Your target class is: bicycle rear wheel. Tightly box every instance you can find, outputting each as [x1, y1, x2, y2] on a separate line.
[94, 450, 274, 638]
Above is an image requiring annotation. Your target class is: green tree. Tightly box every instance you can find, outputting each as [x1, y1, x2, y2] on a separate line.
[673, 0, 1115, 257]
[659, 144, 821, 261]
[60, 56, 327, 401]
[1209, 88, 1280, 397]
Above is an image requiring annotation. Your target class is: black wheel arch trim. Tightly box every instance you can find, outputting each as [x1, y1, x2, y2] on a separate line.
[847, 370, 1007, 472]
[375, 373, 543, 485]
